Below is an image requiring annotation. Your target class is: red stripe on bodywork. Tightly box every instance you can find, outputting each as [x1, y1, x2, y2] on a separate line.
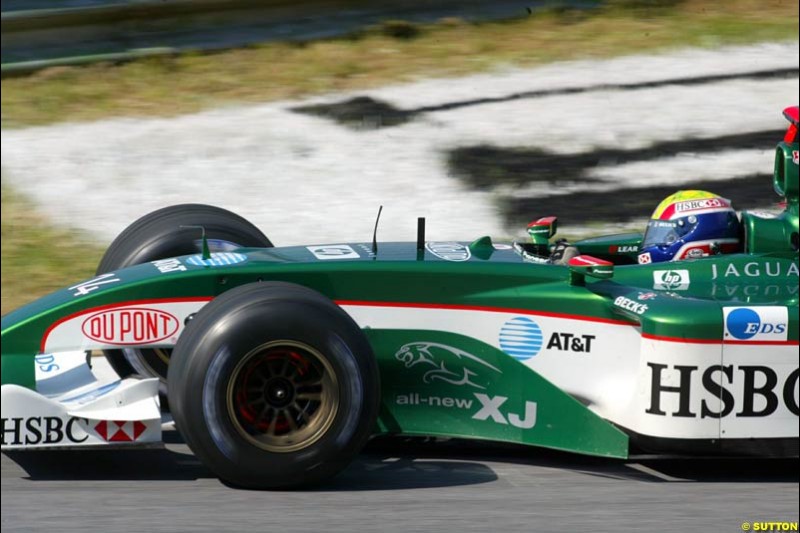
[338, 302, 798, 345]
[39, 297, 213, 353]
[642, 333, 798, 346]
[724, 339, 799, 346]
[336, 300, 635, 325]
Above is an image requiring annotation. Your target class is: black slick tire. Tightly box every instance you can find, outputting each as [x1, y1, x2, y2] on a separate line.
[96, 204, 271, 383]
[167, 282, 380, 489]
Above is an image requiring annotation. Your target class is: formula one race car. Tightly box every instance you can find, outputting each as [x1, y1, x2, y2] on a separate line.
[2, 108, 798, 489]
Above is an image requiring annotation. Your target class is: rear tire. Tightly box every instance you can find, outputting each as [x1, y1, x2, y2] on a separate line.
[96, 204, 272, 386]
[167, 282, 380, 489]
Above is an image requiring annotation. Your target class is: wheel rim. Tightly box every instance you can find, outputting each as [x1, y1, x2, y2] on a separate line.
[119, 239, 250, 384]
[226, 340, 339, 453]
[122, 347, 171, 382]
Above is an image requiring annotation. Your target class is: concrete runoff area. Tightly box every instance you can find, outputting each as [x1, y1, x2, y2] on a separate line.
[1, 41, 798, 246]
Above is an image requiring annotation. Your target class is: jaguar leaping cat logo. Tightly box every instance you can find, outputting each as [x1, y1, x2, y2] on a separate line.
[394, 342, 501, 389]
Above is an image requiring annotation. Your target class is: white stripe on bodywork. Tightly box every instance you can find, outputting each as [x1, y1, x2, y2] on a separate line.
[342, 304, 798, 440]
[341, 303, 642, 423]
[42, 300, 210, 353]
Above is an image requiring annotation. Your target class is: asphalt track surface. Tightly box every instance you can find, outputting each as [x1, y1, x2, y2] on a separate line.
[2, 435, 797, 533]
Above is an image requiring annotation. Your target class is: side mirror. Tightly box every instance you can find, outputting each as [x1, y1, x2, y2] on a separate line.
[774, 143, 799, 203]
[527, 216, 558, 246]
[568, 255, 614, 286]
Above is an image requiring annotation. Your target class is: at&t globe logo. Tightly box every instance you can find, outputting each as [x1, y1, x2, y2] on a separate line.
[499, 317, 543, 360]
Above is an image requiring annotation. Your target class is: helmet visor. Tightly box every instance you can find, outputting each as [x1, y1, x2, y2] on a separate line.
[642, 217, 697, 248]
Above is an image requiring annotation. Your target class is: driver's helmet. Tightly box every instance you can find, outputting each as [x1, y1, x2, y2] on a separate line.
[638, 190, 741, 264]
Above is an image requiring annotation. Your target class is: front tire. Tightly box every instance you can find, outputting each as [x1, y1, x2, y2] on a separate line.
[96, 204, 272, 386]
[167, 282, 380, 489]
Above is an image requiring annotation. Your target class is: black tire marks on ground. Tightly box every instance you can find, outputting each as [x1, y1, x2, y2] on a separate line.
[293, 68, 797, 129]
[295, 96, 412, 129]
[447, 129, 784, 226]
[447, 129, 783, 188]
[504, 173, 777, 227]
[291, 68, 794, 229]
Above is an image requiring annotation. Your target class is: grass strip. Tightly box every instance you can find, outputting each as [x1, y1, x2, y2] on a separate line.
[1, 185, 103, 314]
[2, 0, 797, 127]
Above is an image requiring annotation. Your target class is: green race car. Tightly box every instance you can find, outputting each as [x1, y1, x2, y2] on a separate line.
[2, 107, 798, 489]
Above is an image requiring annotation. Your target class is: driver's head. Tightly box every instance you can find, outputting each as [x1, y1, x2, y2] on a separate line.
[638, 190, 741, 264]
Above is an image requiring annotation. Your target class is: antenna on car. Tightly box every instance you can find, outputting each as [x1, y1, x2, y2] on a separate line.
[372, 205, 383, 255]
[181, 225, 211, 260]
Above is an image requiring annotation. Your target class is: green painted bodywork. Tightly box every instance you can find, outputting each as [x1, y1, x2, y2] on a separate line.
[370, 330, 628, 458]
[742, 143, 799, 254]
[1, 238, 797, 456]
[2, 131, 798, 458]
[574, 233, 643, 263]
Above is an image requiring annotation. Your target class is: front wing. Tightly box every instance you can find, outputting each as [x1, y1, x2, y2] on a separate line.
[1, 352, 161, 449]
